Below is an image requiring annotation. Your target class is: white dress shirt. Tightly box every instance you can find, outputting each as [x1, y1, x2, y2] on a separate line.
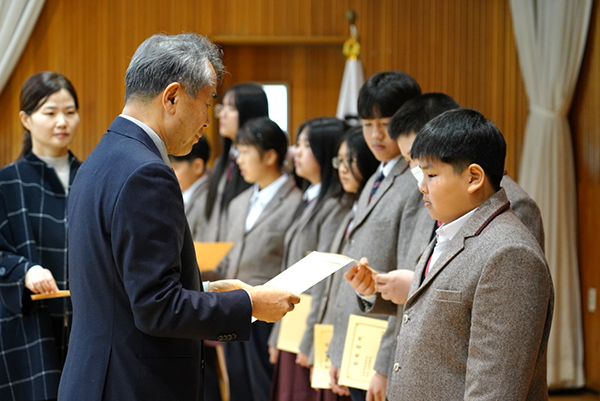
[119, 114, 171, 167]
[182, 175, 209, 206]
[245, 174, 288, 232]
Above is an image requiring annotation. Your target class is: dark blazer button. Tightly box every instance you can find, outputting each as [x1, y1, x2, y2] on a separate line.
[216, 335, 224, 341]
[0, 267, 5, 275]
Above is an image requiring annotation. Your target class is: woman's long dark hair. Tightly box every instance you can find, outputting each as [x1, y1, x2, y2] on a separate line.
[18, 72, 79, 160]
[297, 117, 348, 212]
[333, 126, 379, 200]
[204, 83, 269, 219]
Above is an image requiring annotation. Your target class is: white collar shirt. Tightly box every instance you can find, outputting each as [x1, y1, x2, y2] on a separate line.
[245, 174, 288, 232]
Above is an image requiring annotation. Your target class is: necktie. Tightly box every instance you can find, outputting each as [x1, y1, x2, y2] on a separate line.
[369, 172, 385, 203]
[226, 155, 236, 181]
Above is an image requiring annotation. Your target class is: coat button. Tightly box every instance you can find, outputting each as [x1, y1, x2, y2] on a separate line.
[402, 314, 409, 324]
[0, 267, 5, 275]
[393, 363, 400, 372]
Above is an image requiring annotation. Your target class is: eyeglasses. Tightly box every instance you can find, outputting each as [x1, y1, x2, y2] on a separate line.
[332, 156, 357, 170]
[214, 103, 237, 118]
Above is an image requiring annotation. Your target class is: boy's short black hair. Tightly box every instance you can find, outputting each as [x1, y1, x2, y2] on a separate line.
[357, 71, 421, 119]
[170, 135, 211, 163]
[411, 108, 506, 191]
[388, 93, 460, 140]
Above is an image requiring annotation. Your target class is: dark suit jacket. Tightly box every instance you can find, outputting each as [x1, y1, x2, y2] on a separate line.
[388, 189, 553, 400]
[58, 117, 252, 401]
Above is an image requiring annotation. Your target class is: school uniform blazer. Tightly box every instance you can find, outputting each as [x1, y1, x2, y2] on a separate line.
[328, 159, 416, 368]
[299, 206, 354, 359]
[268, 195, 351, 349]
[192, 168, 227, 242]
[58, 117, 252, 401]
[185, 174, 211, 241]
[388, 189, 554, 401]
[217, 177, 302, 286]
[369, 175, 547, 379]
[501, 174, 545, 250]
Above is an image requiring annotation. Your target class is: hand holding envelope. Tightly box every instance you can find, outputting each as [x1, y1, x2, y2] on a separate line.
[343, 257, 377, 296]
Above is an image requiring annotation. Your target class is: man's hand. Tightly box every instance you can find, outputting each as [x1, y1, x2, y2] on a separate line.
[269, 346, 279, 364]
[344, 257, 376, 296]
[296, 352, 311, 368]
[247, 286, 300, 323]
[366, 372, 387, 401]
[208, 279, 251, 293]
[329, 365, 350, 396]
[373, 270, 414, 305]
[25, 265, 59, 294]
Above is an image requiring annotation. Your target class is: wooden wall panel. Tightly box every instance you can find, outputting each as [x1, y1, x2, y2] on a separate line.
[0, 0, 598, 390]
[571, 2, 600, 391]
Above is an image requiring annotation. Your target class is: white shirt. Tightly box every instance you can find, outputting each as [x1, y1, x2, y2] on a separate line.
[182, 175, 209, 206]
[378, 155, 401, 178]
[119, 114, 171, 167]
[303, 182, 322, 202]
[245, 174, 288, 232]
[427, 208, 478, 274]
[38, 154, 70, 194]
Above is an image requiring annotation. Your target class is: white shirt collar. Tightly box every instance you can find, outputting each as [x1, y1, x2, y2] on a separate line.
[250, 174, 288, 207]
[182, 175, 209, 206]
[435, 208, 479, 244]
[379, 155, 401, 178]
[303, 182, 322, 202]
[119, 114, 171, 167]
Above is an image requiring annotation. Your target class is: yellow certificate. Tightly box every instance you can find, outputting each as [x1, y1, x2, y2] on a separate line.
[311, 324, 334, 389]
[276, 293, 312, 353]
[193, 241, 234, 271]
[31, 290, 71, 300]
[338, 314, 387, 390]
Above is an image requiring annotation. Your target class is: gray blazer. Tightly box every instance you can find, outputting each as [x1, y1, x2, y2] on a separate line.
[216, 177, 302, 286]
[192, 170, 228, 242]
[370, 174, 547, 378]
[268, 194, 351, 348]
[327, 159, 417, 368]
[388, 189, 553, 400]
[184, 174, 210, 241]
[299, 207, 354, 357]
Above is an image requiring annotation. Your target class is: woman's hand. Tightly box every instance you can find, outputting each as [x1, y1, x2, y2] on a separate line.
[25, 265, 59, 294]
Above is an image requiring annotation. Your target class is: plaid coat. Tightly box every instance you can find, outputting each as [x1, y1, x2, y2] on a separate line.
[0, 151, 80, 401]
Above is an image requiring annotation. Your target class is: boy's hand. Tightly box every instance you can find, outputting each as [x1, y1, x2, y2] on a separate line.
[373, 269, 415, 305]
[329, 365, 350, 396]
[344, 257, 376, 296]
[367, 372, 387, 401]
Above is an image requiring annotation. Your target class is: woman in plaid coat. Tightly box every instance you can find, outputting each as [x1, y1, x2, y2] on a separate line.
[0, 72, 81, 401]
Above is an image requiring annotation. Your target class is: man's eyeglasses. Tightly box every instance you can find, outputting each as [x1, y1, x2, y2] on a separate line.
[214, 103, 237, 118]
[332, 156, 357, 170]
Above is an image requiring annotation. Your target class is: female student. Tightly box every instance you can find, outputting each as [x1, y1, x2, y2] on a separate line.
[301, 126, 379, 401]
[269, 117, 352, 401]
[216, 117, 302, 401]
[193, 83, 269, 241]
[0, 72, 81, 401]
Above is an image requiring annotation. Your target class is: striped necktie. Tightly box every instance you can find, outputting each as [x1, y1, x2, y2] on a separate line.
[369, 172, 385, 203]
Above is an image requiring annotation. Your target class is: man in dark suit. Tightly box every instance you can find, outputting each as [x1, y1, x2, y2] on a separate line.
[58, 33, 299, 401]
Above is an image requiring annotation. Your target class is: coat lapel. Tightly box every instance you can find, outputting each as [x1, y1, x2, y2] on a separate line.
[350, 158, 408, 236]
[405, 189, 511, 304]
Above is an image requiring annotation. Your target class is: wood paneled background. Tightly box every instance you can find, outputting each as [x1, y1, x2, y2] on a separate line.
[0, 0, 597, 391]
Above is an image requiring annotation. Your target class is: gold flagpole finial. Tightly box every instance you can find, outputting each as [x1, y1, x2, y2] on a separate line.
[343, 9, 360, 60]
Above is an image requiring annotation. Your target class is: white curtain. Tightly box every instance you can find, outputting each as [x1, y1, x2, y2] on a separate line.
[0, 0, 45, 95]
[509, 0, 592, 389]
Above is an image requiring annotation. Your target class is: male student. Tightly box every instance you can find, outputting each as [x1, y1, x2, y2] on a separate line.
[346, 93, 547, 398]
[360, 108, 553, 400]
[170, 136, 211, 240]
[327, 71, 421, 401]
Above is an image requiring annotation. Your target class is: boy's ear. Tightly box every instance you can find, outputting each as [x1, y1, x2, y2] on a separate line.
[263, 149, 278, 167]
[191, 158, 205, 176]
[466, 163, 485, 194]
